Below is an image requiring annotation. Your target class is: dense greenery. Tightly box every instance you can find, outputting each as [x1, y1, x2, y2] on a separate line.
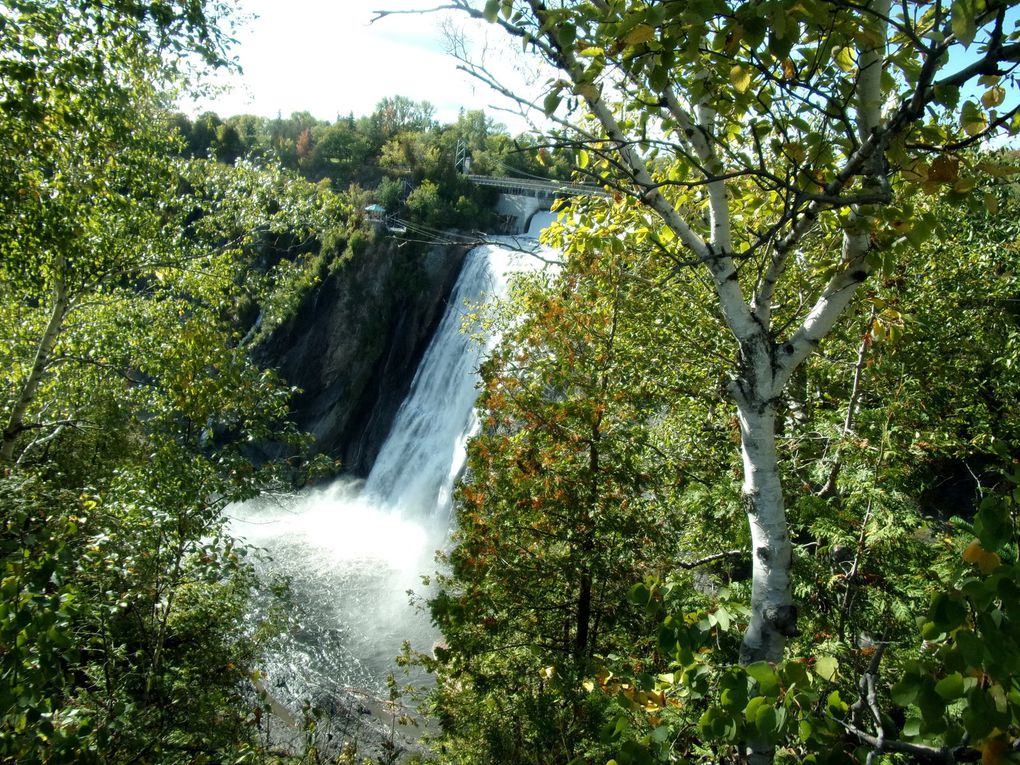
[405, 0, 1020, 763]
[5, 0, 1020, 763]
[0, 2, 352, 761]
[416, 182, 1020, 764]
[0, 1, 567, 761]
[170, 101, 571, 233]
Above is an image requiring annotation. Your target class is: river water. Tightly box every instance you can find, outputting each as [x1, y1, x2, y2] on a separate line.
[228, 218, 556, 715]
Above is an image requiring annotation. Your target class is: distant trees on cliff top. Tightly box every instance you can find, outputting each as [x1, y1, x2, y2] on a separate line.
[172, 97, 572, 232]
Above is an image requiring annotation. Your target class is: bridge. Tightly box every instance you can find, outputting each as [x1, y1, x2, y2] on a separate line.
[464, 173, 611, 233]
[464, 174, 611, 199]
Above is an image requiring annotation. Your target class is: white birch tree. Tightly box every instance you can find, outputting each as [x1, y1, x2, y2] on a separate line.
[383, 4, 1020, 753]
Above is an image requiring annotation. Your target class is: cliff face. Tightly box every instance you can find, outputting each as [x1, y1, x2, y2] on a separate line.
[254, 237, 470, 476]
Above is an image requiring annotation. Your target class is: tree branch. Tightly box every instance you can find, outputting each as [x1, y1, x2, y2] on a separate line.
[678, 549, 744, 570]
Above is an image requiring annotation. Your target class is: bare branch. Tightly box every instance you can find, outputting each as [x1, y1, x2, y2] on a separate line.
[678, 549, 744, 570]
[817, 305, 876, 498]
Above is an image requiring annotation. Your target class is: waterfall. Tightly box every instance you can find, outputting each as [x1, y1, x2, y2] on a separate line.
[362, 246, 512, 517]
[229, 237, 545, 713]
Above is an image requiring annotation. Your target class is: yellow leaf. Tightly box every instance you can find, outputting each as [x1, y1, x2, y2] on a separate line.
[731, 64, 751, 93]
[574, 82, 601, 101]
[978, 550, 1001, 575]
[582, 679, 595, 692]
[982, 86, 1006, 109]
[928, 155, 960, 183]
[833, 46, 856, 72]
[981, 737, 1009, 764]
[784, 142, 806, 163]
[964, 541, 1002, 574]
[624, 24, 656, 45]
[962, 100, 988, 137]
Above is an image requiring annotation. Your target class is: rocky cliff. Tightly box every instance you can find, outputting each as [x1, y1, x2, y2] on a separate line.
[254, 235, 471, 475]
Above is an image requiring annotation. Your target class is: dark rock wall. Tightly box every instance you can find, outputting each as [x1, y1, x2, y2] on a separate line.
[254, 236, 470, 476]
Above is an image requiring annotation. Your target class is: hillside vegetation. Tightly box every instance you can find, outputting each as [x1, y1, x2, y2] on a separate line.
[3, 1, 1020, 765]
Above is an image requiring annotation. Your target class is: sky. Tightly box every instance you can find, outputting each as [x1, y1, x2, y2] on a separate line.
[181, 0, 539, 133]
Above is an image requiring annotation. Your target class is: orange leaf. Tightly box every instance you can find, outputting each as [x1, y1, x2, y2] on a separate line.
[963, 540, 985, 564]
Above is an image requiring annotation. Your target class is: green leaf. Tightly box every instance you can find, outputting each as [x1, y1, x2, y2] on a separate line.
[650, 725, 670, 743]
[961, 100, 988, 137]
[813, 655, 838, 682]
[629, 582, 651, 606]
[745, 662, 779, 693]
[975, 497, 1009, 549]
[730, 64, 751, 93]
[935, 672, 965, 701]
[951, 0, 983, 46]
[756, 706, 778, 737]
[892, 674, 922, 706]
[929, 592, 967, 633]
[955, 628, 986, 667]
[714, 605, 731, 632]
[483, 0, 500, 23]
[826, 690, 848, 716]
[543, 91, 562, 116]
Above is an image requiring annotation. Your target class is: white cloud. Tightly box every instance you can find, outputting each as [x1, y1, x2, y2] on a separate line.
[181, 0, 542, 133]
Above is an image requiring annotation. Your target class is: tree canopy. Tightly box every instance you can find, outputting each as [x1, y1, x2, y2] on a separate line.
[395, 0, 1020, 763]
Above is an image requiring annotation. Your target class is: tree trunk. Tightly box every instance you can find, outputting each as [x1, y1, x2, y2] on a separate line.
[1, 272, 69, 463]
[735, 397, 796, 765]
[574, 570, 592, 662]
[737, 402, 796, 665]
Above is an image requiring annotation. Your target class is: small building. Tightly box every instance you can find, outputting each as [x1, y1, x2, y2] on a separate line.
[364, 204, 386, 224]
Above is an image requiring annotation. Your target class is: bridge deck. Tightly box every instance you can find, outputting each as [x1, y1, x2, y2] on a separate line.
[465, 174, 611, 198]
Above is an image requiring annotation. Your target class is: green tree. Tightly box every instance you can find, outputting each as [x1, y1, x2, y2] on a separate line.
[419, 200, 740, 763]
[416, 0, 1020, 682]
[0, 2, 345, 761]
[378, 0, 1020, 760]
[370, 95, 438, 143]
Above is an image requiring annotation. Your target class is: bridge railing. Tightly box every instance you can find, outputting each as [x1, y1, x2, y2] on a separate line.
[465, 174, 611, 198]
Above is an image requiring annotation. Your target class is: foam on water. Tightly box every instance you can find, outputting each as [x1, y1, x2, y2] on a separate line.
[229, 240, 547, 702]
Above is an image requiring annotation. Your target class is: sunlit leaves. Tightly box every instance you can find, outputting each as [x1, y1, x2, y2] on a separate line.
[730, 64, 751, 93]
[961, 100, 989, 136]
[950, 0, 985, 47]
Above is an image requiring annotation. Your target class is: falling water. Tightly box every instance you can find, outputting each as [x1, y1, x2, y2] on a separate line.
[229, 229, 552, 713]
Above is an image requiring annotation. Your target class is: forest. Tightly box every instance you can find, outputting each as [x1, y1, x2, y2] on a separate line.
[2, 1, 1020, 764]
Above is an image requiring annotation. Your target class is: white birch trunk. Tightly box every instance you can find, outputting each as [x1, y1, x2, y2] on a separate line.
[1, 269, 70, 463]
[734, 383, 796, 765]
[736, 402, 795, 667]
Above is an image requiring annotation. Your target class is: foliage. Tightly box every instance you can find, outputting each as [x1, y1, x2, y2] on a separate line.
[0, 2, 351, 762]
[417, 165, 1020, 762]
[582, 457, 1020, 765]
[425, 7, 1020, 716]
[172, 103, 573, 234]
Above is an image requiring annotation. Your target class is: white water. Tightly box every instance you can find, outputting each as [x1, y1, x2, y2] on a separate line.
[230, 232, 550, 705]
